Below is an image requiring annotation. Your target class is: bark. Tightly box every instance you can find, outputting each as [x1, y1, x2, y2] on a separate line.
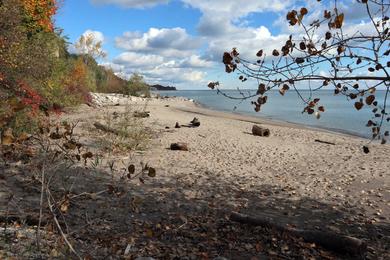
[252, 125, 270, 137]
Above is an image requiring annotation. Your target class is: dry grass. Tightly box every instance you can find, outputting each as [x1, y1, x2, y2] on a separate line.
[92, 102, 153, 153]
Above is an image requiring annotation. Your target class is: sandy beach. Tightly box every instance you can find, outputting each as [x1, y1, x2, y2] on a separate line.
[2, 93, 389, 259]
[76, 94, 390, 256]
[88, 93, 390, 218]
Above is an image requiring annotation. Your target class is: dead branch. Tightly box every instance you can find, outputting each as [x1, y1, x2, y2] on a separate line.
[230, 212, 366, 256]
[46, 187, 82, 259]
[314, 139, 336, 145]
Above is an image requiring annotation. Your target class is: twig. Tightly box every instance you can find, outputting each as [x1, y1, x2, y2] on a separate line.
[68, 189, 108, 200]
[314, 139, 336, 145]
[36, 164, 45, 252]
[46, 187, 82, 259]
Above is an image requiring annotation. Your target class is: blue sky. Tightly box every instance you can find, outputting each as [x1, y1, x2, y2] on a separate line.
[55, 0, 374, 89]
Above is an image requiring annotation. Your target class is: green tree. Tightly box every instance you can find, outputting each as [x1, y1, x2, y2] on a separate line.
[125, 73, 150, 97]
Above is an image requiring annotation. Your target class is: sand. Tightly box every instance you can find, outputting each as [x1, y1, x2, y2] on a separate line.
[3, 92, 389, 258]
[73, 93, 390, 224]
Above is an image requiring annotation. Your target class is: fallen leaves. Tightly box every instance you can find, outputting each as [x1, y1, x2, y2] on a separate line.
[1, 128, 14, 146]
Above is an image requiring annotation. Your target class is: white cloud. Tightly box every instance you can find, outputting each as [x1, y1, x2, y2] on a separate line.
[113, 52, 165, 69]
[90, 0, 382, 89]
[182, 0, 292, 19]
[106, 51, 211, 88]
[109, 27, 212, 88]
[115, 27, 202, 58]
[91, 0, 169, 8]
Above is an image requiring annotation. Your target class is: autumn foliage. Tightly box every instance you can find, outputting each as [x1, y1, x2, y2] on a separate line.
[22, 0, 57, 32]
[0, 0, 133, 134]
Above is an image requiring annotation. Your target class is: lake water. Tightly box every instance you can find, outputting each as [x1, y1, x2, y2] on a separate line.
[155, 89, 388, 138]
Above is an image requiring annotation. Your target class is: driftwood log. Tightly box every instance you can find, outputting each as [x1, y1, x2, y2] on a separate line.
[315, 139, 336, 145]
[252, 125, 270, 137]
[170, 142, 188, 151]
[230, 212, 366, 256]
[190, 117, 200, 127]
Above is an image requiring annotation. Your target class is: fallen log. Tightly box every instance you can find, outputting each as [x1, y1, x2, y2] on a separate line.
[230, 212, 366, 256]
[170, 142, 188, 151]
[315, 139, 336, 145]
[252, 125, 270, 137]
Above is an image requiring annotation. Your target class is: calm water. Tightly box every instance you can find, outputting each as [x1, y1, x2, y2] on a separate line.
[156, 89, 388, 138]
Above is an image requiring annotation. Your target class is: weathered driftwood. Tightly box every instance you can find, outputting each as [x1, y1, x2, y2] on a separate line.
[230, 212, 366, 256]
[170, 142, 188, 151]
[252, 125, 270, 137]
[315, 139, 336, 145]
[94, 122, 122, 136]
[190, 117, 200, 127]
[182, 118, 201, 128]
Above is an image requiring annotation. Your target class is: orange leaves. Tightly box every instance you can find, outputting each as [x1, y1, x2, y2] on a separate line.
[354, 101, 363, 110]
[329, 13, 344, 29]
[286, 8, 309, 26]
[22, 0, 58, 32]
[279, 84, 290, 96]
[365, 95, 375, 105]
[334, 14, 344, 28]
[302, 98, 324, 120]
[222, 50, 238, 73]
[286, 10, 298, 25]
[1, 128, 15, 146]
[208, 82, 219, 90]
[257, 83, 266, 95]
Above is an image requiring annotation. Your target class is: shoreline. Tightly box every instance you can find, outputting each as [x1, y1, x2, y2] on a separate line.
[169, 95, 369, 141]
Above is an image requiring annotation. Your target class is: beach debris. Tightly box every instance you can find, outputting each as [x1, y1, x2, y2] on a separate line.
[252, 125, 270, 137]
[190, 117, 200, 127]
[314, 139, 336, 145]
[134, 111, 150, 118]
[230, 212, 367, 256]
[170, 142, 189, 151]
[175, 122, 181, 128]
